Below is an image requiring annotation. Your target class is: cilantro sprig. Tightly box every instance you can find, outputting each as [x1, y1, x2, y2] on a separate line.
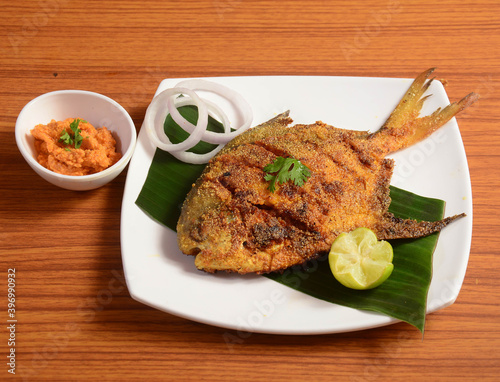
[263, 156, 311, 193]
[59, 119, 87, 149]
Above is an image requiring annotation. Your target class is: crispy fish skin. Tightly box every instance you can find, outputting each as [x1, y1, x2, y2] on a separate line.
[176, 69, 478, 274]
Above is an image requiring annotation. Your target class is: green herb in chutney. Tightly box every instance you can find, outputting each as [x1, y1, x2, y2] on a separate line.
[59, 118, 87, 149]
[263, 156, 311, 193]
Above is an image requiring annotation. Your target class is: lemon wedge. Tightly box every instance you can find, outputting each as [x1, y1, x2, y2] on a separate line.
[329, 228, 394, 290]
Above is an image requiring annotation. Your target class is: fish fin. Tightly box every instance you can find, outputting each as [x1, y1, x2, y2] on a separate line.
[221, 111, 293, 152]
[374, 212, 466, 240]
[368, 68, 479, 154]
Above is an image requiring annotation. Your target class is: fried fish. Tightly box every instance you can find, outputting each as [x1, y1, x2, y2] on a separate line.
[176, 69, 478, 274]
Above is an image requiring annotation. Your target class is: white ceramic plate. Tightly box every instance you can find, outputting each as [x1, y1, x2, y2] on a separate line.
[120, 75, 472, 334]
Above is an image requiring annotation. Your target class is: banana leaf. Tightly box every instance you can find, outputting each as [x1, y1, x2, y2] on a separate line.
[135, 106, 444, 332]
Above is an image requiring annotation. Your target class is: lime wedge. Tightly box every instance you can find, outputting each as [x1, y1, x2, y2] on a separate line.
[328, 228, 394, 290]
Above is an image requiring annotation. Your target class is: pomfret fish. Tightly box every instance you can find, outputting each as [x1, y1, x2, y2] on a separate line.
[177, 69, 478, 274]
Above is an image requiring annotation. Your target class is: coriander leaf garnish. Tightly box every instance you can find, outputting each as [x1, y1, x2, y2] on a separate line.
[263, 156, 311, 193]
[59, 119, 86, 149]
[59, 130, 73, 146]
[70, 119, 84, 149]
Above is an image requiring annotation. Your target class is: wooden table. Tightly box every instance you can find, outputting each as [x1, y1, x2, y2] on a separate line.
[1, 0, 499, 380]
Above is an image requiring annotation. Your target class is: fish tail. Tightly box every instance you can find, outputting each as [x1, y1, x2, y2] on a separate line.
[402, 92, 479, 147]
[368, 68, 479, 154]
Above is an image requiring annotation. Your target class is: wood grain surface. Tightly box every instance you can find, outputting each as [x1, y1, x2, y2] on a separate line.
[1, 0, 499, 380]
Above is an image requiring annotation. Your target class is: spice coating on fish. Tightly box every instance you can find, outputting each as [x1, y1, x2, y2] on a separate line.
[176, 69, 478, 274]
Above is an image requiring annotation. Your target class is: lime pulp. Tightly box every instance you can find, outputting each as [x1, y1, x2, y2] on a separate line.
[328, 227, 394, 290]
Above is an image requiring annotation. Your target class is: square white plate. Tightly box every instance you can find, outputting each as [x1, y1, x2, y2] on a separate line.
[120, 74, 472, 334]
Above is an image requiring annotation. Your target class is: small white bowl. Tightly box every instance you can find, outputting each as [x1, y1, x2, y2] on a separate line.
[15, 90, 137, 191]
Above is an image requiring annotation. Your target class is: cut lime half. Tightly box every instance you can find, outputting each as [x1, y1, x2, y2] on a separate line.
[328, 228, 394, 290]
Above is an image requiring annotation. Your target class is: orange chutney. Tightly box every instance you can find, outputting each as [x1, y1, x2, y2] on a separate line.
[31, 118, 122, 176]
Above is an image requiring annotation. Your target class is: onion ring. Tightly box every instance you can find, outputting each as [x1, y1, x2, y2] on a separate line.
[171, 79, 253, 143]
[144, 87, 208, 153]
[166, 95, 232, 144]
[144, 80, 254, 164]
[167, 97, 230, 164]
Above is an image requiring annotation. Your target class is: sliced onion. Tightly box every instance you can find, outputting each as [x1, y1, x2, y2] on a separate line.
[144, 87, 208, 153]
[166, 95, 232, 144]
[172, 96, 231, 134]
[167, 97, 230, 164]
[144, 80, 254, 164]
[172, 79, 253, 142]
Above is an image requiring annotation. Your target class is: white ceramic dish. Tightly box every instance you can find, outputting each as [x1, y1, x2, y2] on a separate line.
[120, 75, 472, 334]
[16, 90, 137, 191]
